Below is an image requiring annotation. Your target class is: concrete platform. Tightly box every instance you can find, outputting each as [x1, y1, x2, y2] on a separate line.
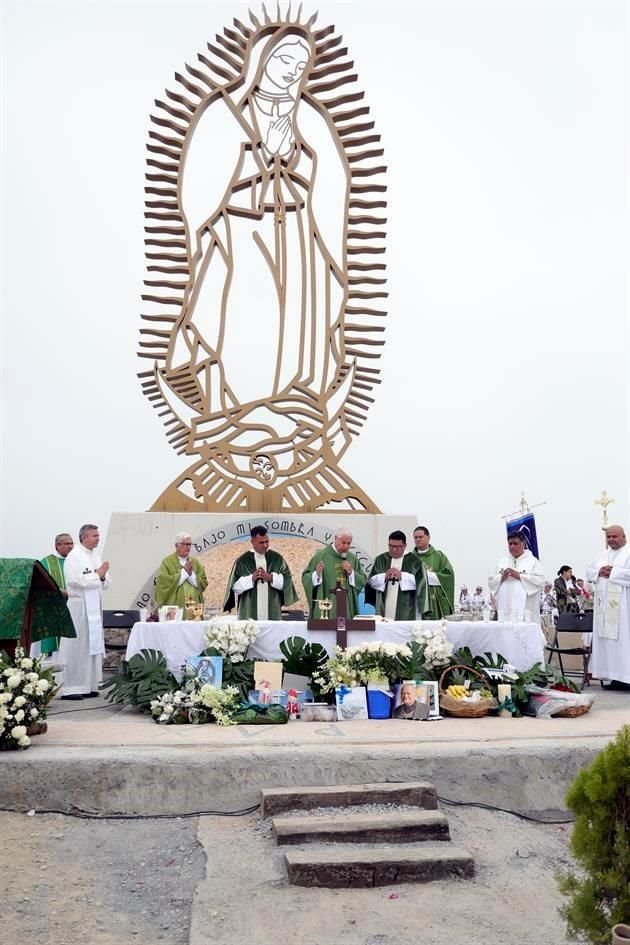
[1, 689, 627, 816]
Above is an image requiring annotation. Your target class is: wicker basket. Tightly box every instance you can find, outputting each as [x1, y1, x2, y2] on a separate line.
[553, 703, 592, 718]
[439, 664, 498, 718]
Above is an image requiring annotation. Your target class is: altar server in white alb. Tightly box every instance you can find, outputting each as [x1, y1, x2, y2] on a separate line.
[58, 523, 111, 699]
[488, 531, 545, 622]
[585, 525, 630, 689]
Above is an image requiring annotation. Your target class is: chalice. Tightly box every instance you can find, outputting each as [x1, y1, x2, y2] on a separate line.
[319, 598, 332, 618]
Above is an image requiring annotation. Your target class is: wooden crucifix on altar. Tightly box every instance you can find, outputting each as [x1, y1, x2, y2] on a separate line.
[307, 585, 375, 648]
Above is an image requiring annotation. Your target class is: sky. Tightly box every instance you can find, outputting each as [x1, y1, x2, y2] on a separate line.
[1, 0, 628, 594]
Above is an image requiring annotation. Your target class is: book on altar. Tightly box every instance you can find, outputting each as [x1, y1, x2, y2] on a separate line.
[254, 661, 283, 691]
[185, 656, 223, 688]
[335, 685, 369, 721]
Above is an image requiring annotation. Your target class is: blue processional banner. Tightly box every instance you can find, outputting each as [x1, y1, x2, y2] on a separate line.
[506, 513, 539, 559]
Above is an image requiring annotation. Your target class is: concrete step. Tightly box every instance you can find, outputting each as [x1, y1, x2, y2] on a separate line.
[285, 842, 475, 887]
[273, 809, 450, 845]
[261, 781, 438, 816]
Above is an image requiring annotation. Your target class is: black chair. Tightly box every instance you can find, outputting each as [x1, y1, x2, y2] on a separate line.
[545, 611, 593, 690]
[102, 610, 140, 651]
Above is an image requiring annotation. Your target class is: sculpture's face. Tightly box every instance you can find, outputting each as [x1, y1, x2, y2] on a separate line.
[265, 42, 309, 90]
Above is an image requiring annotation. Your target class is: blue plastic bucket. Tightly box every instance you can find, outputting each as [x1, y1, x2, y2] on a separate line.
[367, 688, 392, 719]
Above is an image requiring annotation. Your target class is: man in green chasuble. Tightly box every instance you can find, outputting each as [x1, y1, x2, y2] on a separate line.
[412, 526, 455, 619]
[38, 532, 74, 655]
[155, 532, 208, 611]
[223, 526, 298, 620]
[366, 530, 430, 620]
[302, 529, 367, 619]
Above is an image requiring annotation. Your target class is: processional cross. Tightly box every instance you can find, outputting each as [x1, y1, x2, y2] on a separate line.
[594, 491, 615, 546]
[307, 587, 375, 649]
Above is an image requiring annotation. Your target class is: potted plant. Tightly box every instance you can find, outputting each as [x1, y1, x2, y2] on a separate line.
[557, 724, 630, 944]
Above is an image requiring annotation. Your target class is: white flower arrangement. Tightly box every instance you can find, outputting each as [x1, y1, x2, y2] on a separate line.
[410, 621, 454, 668]
[313, 641, 414, 694]
[203, 619, 258, 664]
[150, 679, 240, 726]
[0, 646, 58, 751]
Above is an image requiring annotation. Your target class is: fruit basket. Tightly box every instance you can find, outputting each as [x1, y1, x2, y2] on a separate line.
[438, 664, 498, 718]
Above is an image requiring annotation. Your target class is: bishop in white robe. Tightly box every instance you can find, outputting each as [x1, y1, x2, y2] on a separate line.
[488, 532, 545, 622]
[585, 525, 630, 686]
[58, 525, 111, 697]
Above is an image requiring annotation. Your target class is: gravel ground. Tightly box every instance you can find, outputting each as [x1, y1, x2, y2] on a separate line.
[3, 801, 577, 945]
[2, 810, 205, 945]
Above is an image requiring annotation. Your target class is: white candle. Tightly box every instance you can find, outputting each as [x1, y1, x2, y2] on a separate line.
[497, 684, 512, 718]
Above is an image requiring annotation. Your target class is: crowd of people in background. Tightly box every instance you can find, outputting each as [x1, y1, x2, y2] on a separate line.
[458, 569, 594, 618]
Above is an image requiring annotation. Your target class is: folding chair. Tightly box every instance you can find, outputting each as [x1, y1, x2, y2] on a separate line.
[102, 609, 140, 651]
[545, 611, 592, 690]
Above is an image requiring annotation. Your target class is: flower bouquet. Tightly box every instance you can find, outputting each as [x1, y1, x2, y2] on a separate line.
[313, 641, 414, 696]
[0, 646, 57, 750]
[410, 621, 454, 669]
[151, 681, 240, 726]
[202, 619, 258, 698]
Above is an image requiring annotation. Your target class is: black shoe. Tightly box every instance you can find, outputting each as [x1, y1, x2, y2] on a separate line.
[606, 680, 630, 692]
[83, 691, 101, 698]
[60, 694, 83, 701]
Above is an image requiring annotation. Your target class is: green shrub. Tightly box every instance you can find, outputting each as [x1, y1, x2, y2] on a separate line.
[557, 724, 630, 943]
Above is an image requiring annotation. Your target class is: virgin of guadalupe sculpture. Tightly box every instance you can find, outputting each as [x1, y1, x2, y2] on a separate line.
[139, 8, 387, 513]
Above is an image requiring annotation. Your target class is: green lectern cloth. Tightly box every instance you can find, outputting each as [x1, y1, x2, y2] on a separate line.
[0, 558, 76, 645]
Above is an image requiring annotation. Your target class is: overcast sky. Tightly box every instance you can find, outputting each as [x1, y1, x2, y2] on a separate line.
[1, 0, 628, 595]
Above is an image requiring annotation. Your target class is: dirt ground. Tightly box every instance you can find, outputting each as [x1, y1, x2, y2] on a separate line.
[3, 802, 576, 945]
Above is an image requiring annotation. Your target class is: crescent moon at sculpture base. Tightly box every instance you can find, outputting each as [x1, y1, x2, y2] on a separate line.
[139, 6, 388, 515]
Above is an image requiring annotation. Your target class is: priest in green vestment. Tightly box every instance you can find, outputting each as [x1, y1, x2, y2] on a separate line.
[223, 526, 298, 619]
[302, 529, 367, 619]
[412, 526, 455, 619]
[39, 532, 74, 654]
[155, 532, 208, 612]
[365, 530, 430, 620]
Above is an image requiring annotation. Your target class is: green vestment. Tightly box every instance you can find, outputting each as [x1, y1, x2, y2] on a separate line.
[301, 545, 367, 618]
[412, 545, 455, 619]
[365, 552, 430, 620]
[40, 553, 67, 653]
[223, 549, 298, 619]
[154, 553, 208, 611]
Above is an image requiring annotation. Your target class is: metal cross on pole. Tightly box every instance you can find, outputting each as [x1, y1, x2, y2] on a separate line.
[594, 491, 615, 546]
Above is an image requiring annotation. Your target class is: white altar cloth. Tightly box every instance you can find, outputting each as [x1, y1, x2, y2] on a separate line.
[125, 619, 545, 679]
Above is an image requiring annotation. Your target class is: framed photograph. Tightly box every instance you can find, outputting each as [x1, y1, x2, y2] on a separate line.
[393, 680, 439, 720]
[159, 605, 183, 623]
[414, 680, 440, 718]
[185, 656, 223, 687]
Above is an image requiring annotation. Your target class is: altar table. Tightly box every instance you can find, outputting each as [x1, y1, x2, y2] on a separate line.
[125, 619, 545, 679]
